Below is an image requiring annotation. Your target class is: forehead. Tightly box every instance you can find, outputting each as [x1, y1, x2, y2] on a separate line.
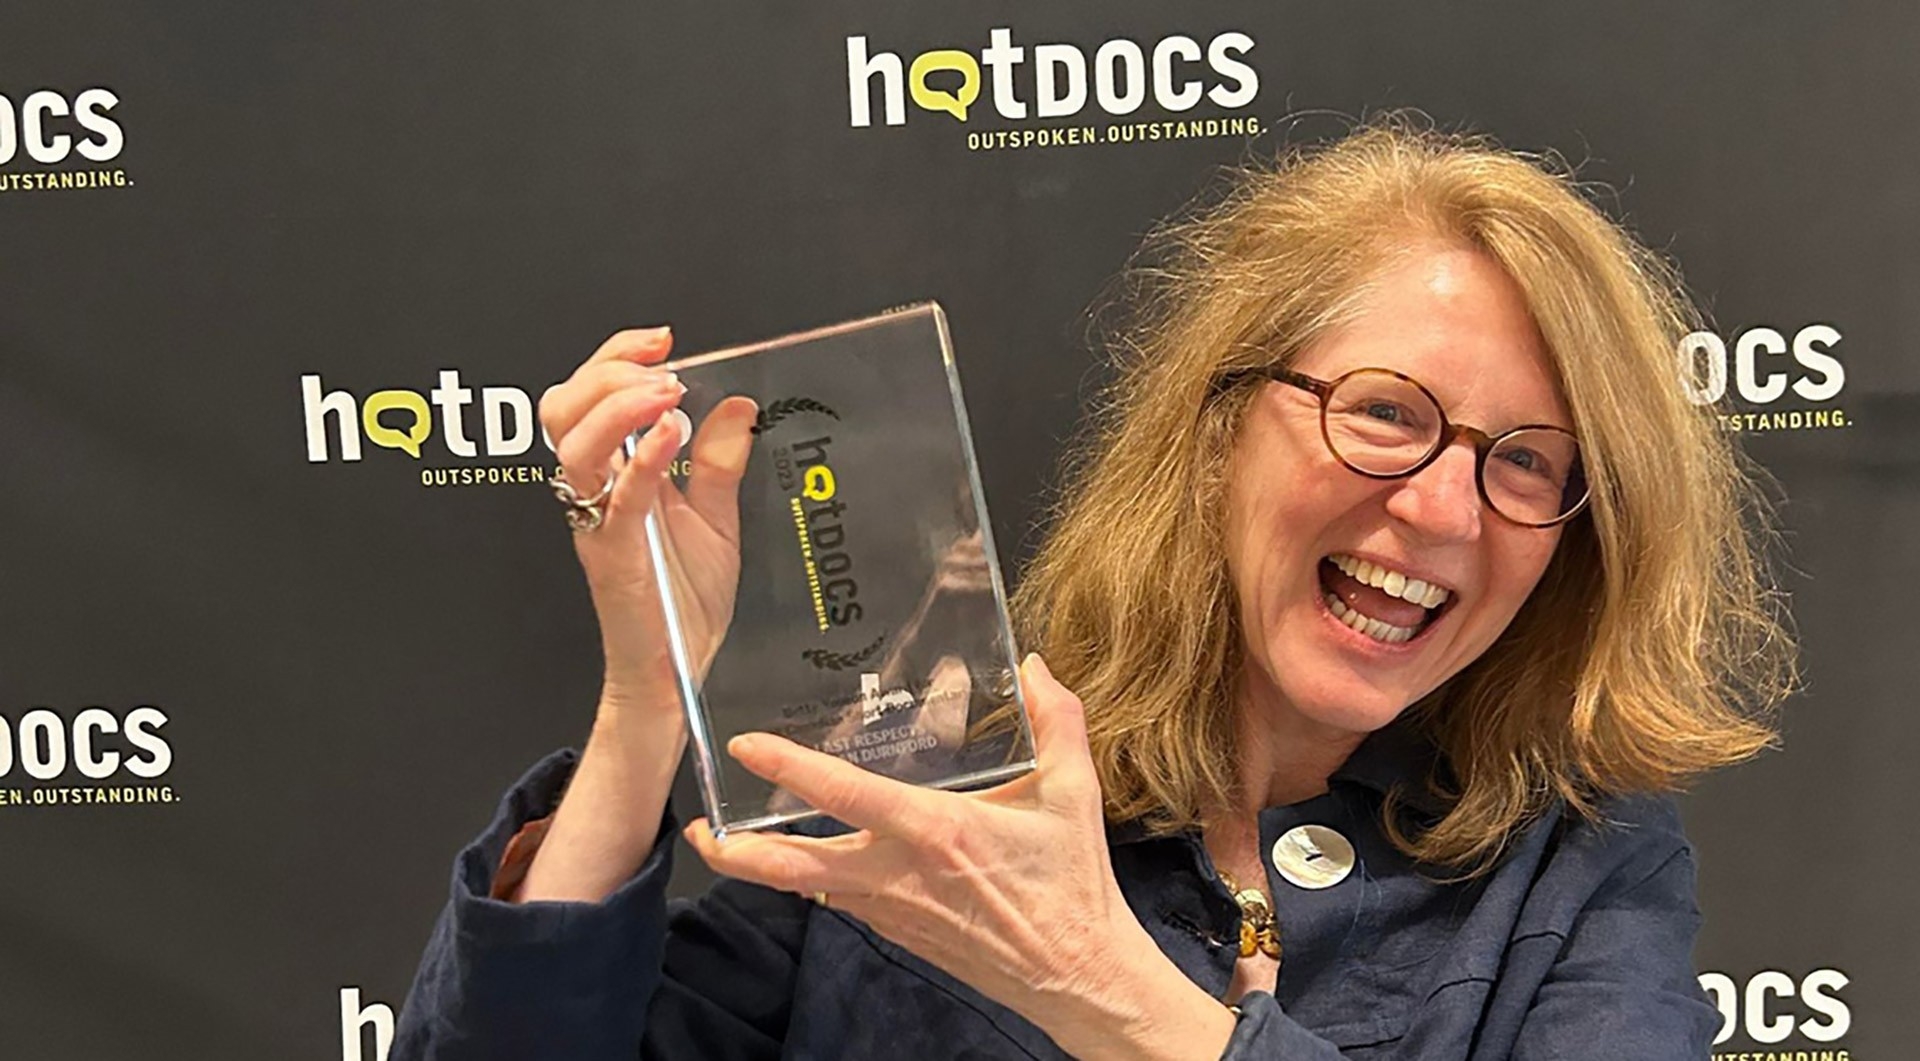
[1291, 246, 1571, 429]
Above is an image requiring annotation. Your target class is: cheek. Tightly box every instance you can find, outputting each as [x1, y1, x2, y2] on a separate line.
[1479, 532, 1564, 630]
[1223, 434, 1285, 588]
[1223, 470, 1257, 587]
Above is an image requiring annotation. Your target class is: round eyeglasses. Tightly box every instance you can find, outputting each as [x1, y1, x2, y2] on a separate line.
[1218, 366, 1591, 528]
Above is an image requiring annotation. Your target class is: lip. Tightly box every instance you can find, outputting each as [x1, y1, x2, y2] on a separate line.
[1314, 586, 1447, 652]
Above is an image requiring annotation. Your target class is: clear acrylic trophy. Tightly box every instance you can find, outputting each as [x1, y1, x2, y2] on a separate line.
[642, 303, 1035, 836]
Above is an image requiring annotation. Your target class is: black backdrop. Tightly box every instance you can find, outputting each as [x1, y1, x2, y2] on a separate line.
[4, 3, 1913, 1058]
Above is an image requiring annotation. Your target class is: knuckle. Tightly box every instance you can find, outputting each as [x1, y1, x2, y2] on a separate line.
[817, 772, 864, 814]
[594, 360, 650, 386]
[690, 448, 746, 483]
[760, 847, 810, 893]
[751, 852, 792, 891]
[619, 383, 666, 418]
[557, 437, 593, 476]
[537, 391, 566, 432]
[918, 807, 967, 856]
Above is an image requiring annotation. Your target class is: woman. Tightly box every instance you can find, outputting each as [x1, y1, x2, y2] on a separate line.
[395, 122, 1790, 1059]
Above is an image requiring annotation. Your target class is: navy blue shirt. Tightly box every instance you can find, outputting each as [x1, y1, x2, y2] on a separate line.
[394, 724, 1717, 1059]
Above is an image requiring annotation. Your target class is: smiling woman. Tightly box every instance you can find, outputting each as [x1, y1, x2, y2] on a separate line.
[394, 119, 1796, 1061]
[1020, 121, 1790, 868]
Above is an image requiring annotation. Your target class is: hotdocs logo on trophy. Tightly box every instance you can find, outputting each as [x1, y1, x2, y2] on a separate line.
[0, 705, 176, 809]
[1678, 323, 1850, 434]
[846, 26, 1262, 153]
[756, 395, 916, 732]
[1699, 968, 1853, 1060]
[0, 86, 130, 195]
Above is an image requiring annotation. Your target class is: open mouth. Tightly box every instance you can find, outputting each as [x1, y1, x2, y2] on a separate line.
[1317, 553, 1455, 645]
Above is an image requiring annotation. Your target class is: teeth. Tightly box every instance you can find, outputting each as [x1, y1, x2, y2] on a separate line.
[1328, 553, 1451, 609]
[1325, 593, 1418, 645]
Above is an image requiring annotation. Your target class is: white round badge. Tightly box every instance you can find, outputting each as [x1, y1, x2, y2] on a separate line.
[1271, 824, 1356, 890]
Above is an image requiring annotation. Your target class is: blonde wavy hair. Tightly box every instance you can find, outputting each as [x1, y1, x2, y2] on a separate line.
[1011, 118, 1793, 871]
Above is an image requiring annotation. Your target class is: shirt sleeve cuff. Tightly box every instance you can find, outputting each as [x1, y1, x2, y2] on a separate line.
[1221, 992, 1348, 1060]
[394, 750, 680, 1058]
[447, 749, 679, 945]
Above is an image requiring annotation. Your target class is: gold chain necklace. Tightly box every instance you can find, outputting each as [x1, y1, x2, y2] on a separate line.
[1218, 871, 1282, 962]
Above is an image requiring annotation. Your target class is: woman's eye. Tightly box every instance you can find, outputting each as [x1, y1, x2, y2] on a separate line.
[1362, 401, 1407, 423]
[1498, 447, 1550, 477]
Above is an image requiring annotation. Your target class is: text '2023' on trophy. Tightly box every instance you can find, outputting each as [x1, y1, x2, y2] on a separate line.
[640, 303, 1035, 836]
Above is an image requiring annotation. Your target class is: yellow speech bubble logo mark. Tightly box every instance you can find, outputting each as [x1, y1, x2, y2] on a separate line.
[909, 50, 981, 122]
[363, 389, 432, 458]
[802, 464, 837, 501]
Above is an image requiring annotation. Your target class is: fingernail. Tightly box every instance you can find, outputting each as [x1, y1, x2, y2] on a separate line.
[729, 734, 759, 759]
[1025, 653, 1052, 681]
[663, 409, 693, 446]
[647, 324, 672, 338]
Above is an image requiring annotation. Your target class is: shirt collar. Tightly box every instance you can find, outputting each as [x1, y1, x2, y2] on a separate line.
[1327, 711, 1453, 818]
[1105, 712, 1452, 847]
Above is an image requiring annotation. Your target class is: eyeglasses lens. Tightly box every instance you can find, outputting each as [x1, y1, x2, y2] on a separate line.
[1484, 430, 1584, 525]
[1324, 372, 1584, 526]
[1323, 372, 1441, 474]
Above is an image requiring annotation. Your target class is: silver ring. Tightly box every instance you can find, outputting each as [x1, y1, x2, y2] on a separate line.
[551, 467, 616, 532]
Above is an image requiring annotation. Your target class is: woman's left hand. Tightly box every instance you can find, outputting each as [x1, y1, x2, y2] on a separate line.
[685, 654, 1234, 1060]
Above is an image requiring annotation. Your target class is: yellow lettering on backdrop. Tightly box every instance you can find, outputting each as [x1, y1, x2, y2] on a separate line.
[362, 390, 432, 458]
[909, 50, 980, 120]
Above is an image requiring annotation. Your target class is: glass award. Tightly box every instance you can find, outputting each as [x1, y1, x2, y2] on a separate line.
[642, 303, 1035, 836]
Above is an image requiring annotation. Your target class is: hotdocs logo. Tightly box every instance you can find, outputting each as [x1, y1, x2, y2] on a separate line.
[1678, 324, 1850, 434]
[0, 705, 176, 809]
[339, 987, 393, 1061]
[1700, 968, 1853, 1060]
[751, 395, 879, 643]
[301, 370, 580, 489]
[0, 87, 130, 195]
[846, 27, 1262, 152]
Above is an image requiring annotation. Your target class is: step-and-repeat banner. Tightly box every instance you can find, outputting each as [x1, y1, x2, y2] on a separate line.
[5, 3, 1913, 1058]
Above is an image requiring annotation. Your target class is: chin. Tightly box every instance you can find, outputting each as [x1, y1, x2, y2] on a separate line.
[1292, 683, 1418, 736]
[1252, 645, 1421, 738]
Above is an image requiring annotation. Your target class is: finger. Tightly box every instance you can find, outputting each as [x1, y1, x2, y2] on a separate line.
[554, 380, 688, 490]
[682, 817, 876, 895]
[541, 361, 679, 445]
[590, 409, 687, 533]
[679, 396, 759, 544]
[727, 733, 934, 836]
[584, 325, 674, 367]
[1018, 654, 1098, 790]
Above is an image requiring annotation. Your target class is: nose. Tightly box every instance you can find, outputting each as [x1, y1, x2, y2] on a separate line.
[1383, 439, 1483, 543]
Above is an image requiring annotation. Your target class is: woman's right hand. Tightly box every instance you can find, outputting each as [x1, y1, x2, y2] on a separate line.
[539, 326, 758, 713]
[514, 326, 757, 903]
